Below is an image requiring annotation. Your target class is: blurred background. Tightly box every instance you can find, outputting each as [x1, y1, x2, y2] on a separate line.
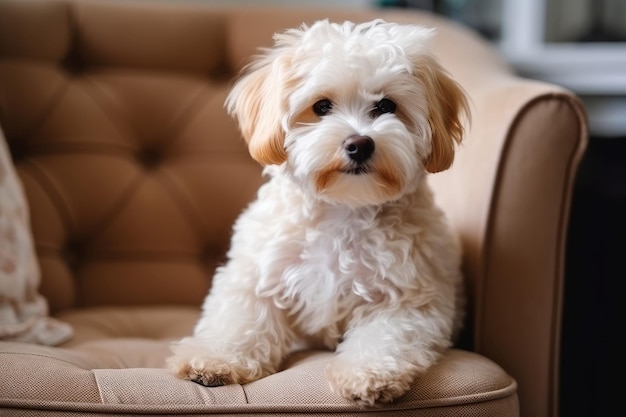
[198, 1, 625, 416]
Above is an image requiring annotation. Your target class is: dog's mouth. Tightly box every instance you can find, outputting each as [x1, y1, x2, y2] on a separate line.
[342, 164, 371, 175]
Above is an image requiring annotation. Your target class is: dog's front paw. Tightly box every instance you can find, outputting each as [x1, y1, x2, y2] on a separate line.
[167, 343, 264, 386]
[169, 355, 242, 386]
[325, 358, 416, 407]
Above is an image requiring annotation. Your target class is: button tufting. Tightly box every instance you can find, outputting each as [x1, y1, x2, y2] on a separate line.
[200, 243, 227, 265]
[63, 239, 85, 271]
[137, 147, 163, 169]
[5, 139, 26, 162]
[61, 52, 85, 76]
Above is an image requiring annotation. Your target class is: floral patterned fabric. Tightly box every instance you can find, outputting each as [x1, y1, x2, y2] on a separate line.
[0, 130, 72, 345]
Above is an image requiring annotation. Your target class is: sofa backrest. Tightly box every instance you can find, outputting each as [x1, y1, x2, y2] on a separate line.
[0, 0, 268, 312]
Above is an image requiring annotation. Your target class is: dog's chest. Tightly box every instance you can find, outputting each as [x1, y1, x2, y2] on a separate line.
[260, 206, 394, 334]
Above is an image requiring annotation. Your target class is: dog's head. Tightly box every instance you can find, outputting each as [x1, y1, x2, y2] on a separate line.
[226, 19, 469, 207]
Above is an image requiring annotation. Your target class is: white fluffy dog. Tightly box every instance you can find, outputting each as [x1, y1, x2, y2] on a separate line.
[168, 19, 469, 407]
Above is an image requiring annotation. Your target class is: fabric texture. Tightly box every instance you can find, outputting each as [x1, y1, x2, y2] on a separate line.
[0, 127, 72, 345]
[0, 307, 518, 416]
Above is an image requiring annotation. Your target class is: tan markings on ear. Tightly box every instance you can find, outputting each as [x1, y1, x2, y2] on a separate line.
[225, 54, 292, 166]
[416, 56, 470, 173]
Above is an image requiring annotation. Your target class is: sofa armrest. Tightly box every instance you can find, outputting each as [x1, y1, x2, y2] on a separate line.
[425, 21, 588, 417]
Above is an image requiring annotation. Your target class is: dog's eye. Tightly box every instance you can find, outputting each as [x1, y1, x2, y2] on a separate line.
[313, 99, 333, 117]
[371, 98, 396, 118]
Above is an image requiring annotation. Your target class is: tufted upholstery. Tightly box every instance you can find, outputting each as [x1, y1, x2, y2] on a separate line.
[0, 1, 587, 417]
[0, 0, 266, 313]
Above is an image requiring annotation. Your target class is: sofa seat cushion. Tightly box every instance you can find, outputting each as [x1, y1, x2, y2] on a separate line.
[55, 306, 199, 348]
[0, 307, 517, 416]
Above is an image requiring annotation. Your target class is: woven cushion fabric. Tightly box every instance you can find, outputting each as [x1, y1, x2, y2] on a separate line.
[0, 307, 518, 416]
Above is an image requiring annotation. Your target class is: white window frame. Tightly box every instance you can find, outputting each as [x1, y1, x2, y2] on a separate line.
[499, 0, 626, 96]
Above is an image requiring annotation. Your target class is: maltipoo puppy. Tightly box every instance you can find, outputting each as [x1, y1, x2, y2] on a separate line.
[168, 18, 469, 407]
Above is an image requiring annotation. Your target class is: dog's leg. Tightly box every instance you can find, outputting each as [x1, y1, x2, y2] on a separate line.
[325, 306, 451, 407]
[167, 268, 293, 386]
[167, 299, 291, 386]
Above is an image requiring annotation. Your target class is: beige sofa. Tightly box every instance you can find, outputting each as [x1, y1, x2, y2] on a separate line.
[0, 0, 587, 416]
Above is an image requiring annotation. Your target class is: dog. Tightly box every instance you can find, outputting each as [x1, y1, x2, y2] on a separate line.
[167, 18, 469, 407]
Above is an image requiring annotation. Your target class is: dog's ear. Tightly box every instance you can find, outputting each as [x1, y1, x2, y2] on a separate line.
[415, 56, 469, 173]
[225, 52, 293, 166]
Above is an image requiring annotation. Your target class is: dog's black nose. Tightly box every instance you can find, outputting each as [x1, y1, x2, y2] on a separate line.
[343, 135, 375, 163]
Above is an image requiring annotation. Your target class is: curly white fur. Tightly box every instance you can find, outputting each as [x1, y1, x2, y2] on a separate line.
[168, 19, 469, 407]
